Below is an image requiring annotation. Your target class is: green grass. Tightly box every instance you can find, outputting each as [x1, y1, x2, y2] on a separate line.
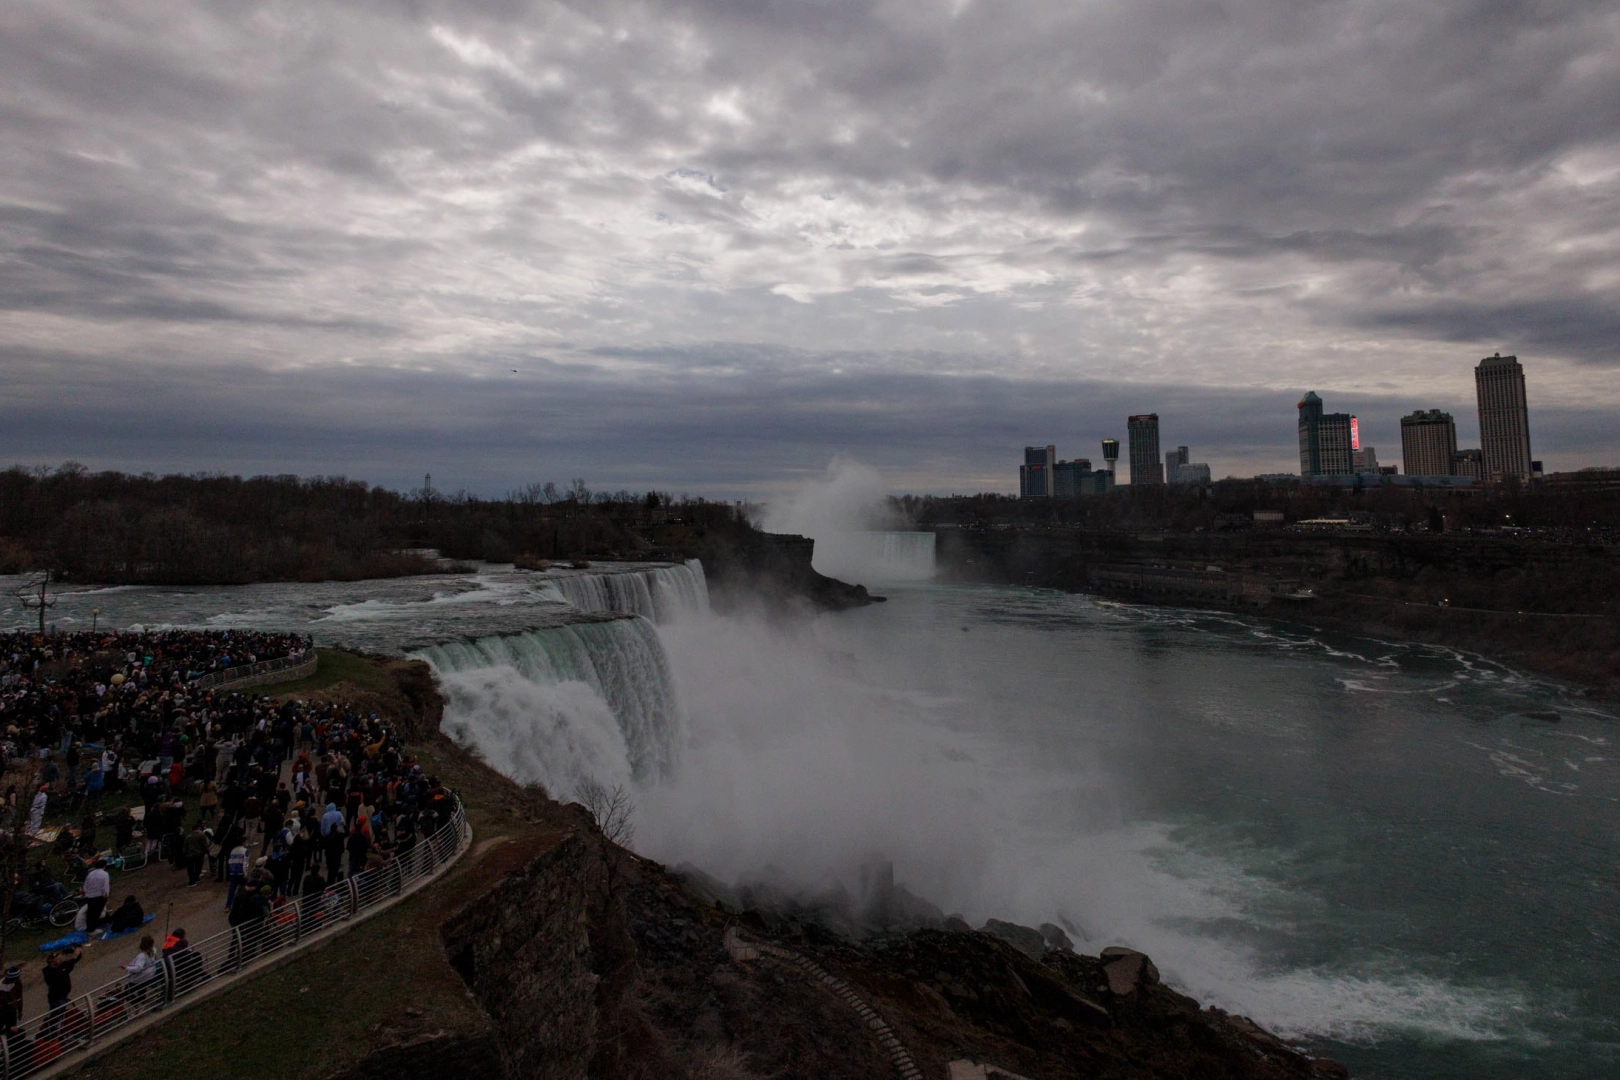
[69, 874, 490, 1080]
[245, 648, 397, 698]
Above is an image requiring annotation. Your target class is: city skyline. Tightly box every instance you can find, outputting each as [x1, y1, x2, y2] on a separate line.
[1, 3, 1617, 498]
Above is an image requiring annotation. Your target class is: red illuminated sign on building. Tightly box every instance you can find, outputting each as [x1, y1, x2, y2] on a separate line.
[1350, 416, 1360, 450]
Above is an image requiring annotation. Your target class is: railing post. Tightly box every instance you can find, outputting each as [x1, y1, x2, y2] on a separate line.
[2, 1018, 10, 1080]
[346, 875, 360, 916]
[84, 988, 95, 1044]
[230, 926, 244, 973]
[162, 954, 176, 1006]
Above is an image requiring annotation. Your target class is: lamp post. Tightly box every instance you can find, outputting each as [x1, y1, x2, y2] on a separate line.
[92, 607, 100, 633]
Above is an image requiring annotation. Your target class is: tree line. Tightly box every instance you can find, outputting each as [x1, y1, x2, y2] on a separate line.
[0, 464, 746, 585]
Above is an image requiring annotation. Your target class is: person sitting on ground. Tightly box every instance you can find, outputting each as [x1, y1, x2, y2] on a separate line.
[29, 862, 65, 902]
[108, 894, 145, 934]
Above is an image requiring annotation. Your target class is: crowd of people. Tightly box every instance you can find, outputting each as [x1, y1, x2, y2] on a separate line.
[0, 629, 460, 1066]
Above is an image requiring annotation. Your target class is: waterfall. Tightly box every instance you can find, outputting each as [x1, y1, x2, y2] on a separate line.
[416, 617, 683, 799]
[812, 531, 936, 583]
[544, 560, 710, 622]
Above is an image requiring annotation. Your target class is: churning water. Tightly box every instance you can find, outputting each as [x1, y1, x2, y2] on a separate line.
[10, 564, 1617, 1078]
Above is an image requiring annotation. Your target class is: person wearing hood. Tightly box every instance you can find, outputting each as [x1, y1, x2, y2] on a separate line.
[319, 802, 343, 836]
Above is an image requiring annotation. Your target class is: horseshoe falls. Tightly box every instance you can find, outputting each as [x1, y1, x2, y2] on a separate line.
[544, 560, 711, 621]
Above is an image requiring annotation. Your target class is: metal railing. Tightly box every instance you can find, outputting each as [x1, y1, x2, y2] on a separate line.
[2, 797, 471, 1079]
[188, 652, 316, 691]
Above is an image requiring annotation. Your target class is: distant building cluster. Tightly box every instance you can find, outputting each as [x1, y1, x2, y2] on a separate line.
[1302, 353, 1541, 484]
[1018, 351, 1550, 496]
[1020, 415, 1209, 498]
[1019, 445, 1114, 498]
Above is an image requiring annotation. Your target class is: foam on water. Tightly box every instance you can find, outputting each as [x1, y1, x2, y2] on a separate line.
[416, 617, 684, 797]
[423, 596, 1548, 1055]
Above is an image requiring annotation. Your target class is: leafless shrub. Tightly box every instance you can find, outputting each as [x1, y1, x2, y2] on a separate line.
[575, 776, 635, 846]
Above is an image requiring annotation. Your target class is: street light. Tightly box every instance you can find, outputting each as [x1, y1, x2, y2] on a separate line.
[92, 607, 100, 633]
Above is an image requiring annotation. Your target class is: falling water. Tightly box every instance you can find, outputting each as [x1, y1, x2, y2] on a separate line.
[415, 617, 684, 797]
[544, 561, 710, 622]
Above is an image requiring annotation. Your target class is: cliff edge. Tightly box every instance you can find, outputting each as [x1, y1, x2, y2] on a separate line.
[68, 654, 1345, 1080]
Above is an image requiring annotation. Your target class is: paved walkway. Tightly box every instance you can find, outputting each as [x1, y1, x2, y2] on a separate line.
[15, 850, 235, 1024]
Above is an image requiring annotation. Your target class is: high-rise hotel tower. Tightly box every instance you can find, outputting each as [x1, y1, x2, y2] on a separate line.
[1475, 353, 1532, 481]
[1298, 392, 1356, 476]
[1400, 409, 1458, 477]
[1127, 415, 1163, 485]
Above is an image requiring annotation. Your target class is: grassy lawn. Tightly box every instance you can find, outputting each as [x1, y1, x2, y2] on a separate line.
[246, 648, 400, 698]
[72, 868, 493, 1080]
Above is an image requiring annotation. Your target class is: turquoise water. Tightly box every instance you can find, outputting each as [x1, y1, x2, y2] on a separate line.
[827, 585, 1618, 1079]
[10, 569, 1614, 1077]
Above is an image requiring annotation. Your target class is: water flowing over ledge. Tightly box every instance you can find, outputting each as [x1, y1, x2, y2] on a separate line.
[541, 560, 710, 622]
[417, 618, 684, 798]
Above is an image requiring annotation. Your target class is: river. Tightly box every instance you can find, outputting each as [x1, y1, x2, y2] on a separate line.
[5, 559, 1614, 1078]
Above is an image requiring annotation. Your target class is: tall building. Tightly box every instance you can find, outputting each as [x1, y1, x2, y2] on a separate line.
[1100, 439, 1120, 478]
[1127, 415, 1163, 485]
[1351, 446, 1380, 474]
[1053, 459, 1112, 497]
[1297, 392, 1355, 476]
[1475, 353, 1532, 481]
[1400, 409, 1458, 477]
[1452, 448, 1484, 480]
[1164, 445, 1210, 485]
[1020, 445, 1055, 498]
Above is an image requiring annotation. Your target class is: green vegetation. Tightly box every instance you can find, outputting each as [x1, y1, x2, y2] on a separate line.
[248, 648, 399, 698]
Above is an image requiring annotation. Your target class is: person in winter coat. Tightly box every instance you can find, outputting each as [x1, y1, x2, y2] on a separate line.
[108, 894, 145, 934]
[225, 842, 249, 910]
[183, 824, 209, 886]
[26, 786, 46, 833]
[122, 935, 159, 1008]
[345, 818, 372, 878]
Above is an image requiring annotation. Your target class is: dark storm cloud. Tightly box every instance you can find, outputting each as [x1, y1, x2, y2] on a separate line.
[0, 0, 1616, 487]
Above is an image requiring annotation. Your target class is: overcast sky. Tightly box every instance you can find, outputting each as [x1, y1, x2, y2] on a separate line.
[3, 0, 1617, 496]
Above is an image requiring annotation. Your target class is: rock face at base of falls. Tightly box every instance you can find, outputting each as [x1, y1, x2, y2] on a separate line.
[436, 807, 1349, 1080]
[317, 655, 1347, 1080]
[700, 529, 880, 614]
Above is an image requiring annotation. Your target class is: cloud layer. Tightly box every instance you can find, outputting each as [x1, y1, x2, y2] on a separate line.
[2, 0, 1617, 491]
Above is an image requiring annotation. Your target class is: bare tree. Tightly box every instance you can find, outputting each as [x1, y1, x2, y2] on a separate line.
[15, 571, 54, 635]
[0, 759, 42, 964]
[575, 777, 635, 847]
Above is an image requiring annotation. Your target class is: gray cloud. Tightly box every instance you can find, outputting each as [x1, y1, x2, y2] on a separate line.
[0, 0, 1616, 491]
[2, 345, 1612, 497]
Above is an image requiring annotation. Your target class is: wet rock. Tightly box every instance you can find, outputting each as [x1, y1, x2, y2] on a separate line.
[1038, 923, 1074, 953]
[1100, 947, 1160, 996]
[980, 919, 1048, 960]
[943, 915, 973, 933]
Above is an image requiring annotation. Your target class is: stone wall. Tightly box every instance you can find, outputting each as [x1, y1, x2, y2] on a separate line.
[438, 822, 640, 1080]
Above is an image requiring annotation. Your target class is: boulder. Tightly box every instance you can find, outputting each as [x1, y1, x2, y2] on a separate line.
[1039, 922, 1075, 953]
[1100, 947, 1160, 996]
[980, 919, 1048, 960]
